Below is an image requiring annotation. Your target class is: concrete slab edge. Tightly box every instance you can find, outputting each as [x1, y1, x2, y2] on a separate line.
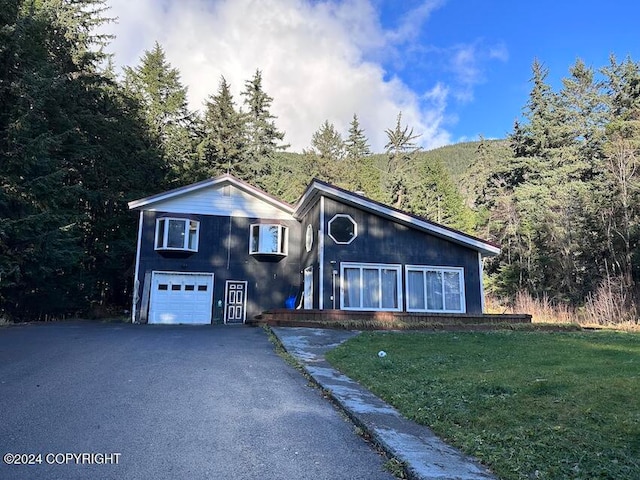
[268, 327, 494, 480]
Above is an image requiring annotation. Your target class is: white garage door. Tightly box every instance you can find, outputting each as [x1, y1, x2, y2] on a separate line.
[148, 272, 214, 324]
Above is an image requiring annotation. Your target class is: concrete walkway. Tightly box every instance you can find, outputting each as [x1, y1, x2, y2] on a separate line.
[272, 327, 496, 480]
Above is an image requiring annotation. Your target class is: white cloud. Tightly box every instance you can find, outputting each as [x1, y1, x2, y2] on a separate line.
[384, 0, 445, 44]
[102, 0, 453, 152]
[448, 41, 509, 103]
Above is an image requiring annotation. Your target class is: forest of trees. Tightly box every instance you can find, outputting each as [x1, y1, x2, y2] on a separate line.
[2, 0, 640, 322]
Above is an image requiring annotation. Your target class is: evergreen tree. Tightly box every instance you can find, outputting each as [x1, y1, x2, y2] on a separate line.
[345, 114, 371, 160]
[0, 0, 164, 320]
[600, 56, 640, 289]
[123, 42, 196, 183]
[484, 60, 589, 301]
[196, 76, 248, 180]
[310, 120, 345, 161]
[304, 120, 346, 185]
[560, 58, 607, 172]
[409, 157, 474, 231]
[383, 112, 421, 208]
[241, 69, 288, 182]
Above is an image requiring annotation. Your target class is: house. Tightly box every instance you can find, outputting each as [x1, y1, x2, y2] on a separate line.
[128, 174, 500, 324]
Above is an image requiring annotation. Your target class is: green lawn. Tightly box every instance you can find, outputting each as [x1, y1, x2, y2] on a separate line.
[325, 331, 640, 480]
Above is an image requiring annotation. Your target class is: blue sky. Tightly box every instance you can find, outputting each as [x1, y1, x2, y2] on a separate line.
[381, 0, 640, 142]
[105, 0, 640, 151]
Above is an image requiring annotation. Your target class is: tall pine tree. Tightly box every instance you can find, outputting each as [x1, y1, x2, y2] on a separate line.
[241, 69, 288, 182]
[0, 0, 164, 320]
[196, 76, 247, 180]
[123, 42, 196, 184]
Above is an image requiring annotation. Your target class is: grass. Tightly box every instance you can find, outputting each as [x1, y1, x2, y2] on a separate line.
[326, 331, 640, 480]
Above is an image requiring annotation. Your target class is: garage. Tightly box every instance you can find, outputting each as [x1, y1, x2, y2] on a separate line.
[148, 272, 214, 324]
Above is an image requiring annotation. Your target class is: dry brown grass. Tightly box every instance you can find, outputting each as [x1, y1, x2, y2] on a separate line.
[487, 280, 640, 331]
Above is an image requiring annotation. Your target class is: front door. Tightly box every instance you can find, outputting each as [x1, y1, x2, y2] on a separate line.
[224, 281, 247, 324]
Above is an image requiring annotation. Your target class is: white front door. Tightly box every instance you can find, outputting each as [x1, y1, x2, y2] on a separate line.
[148, 272, 214, 324]
[224, 281, 247, 324]
[303, 266, 313, 309]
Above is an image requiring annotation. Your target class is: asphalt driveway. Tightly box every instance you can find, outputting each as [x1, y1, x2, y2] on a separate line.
[0, 322, 393, 480]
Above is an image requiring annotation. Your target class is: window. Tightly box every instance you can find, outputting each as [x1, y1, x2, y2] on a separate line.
[303, 266, 313, 309]
[155, 218, 199, 252]
[341, 263, 402, 311]
[406, 266, 465, 313]
[328, 214, 357, 244]
[305, 224, 314, 252]
[249, 224, 288, 255]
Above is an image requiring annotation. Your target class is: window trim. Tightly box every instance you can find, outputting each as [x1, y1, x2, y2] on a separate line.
[405, 265, 466, 313]
[328, 214, 358, 245]
[340, 262, 402, 312]
[154, 217, 199, 252]
[249, 223, 289, 256]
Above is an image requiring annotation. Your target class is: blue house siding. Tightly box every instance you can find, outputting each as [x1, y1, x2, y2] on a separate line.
[298, 201, 322, 309]
[130, 174, 498, 323]
[320, 197, 483, 314]
[135, 211, 301, 322]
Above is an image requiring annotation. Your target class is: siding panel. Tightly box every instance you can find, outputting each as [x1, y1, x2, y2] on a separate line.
[144, 184, 293, 220]
[134, 211, 302, 322]
[321, 197, 484, 314]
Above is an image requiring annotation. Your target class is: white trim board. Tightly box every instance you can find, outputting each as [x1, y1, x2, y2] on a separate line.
[295, 180, 500, 257]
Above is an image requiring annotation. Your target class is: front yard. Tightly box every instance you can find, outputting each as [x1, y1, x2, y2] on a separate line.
[326, 331, 639, 480]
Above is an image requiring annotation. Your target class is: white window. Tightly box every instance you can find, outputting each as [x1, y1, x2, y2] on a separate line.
[328, 214, 357, 244]
[305, 224, 314, 252]
[155, 218, 199, 252]
[303, 266, 313, 309]
[341, 263, 402, 311]
[250, 224, 288, 255]
[405, 266, 465, 313]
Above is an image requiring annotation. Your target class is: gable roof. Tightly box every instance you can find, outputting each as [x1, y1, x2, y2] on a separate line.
[128, 173, 295, 215]
[129, 174, 500, 256]
[295, 178, 500, 256]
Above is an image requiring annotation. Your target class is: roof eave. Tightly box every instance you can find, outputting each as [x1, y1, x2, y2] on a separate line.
[128, 174, 295, 214]
[295, 179, 500, 257]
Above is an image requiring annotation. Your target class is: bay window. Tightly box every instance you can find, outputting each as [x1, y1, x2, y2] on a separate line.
[250, 224, 288, 256]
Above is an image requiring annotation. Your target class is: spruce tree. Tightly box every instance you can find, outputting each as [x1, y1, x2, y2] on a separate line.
[345, 114, 371, 161]
[310, 120, 345, 161]
[601, 56, 640, 289]
[123, 42, 196, 183]
[196, 77, 248, 180]
[304, 120, 346, 185]
[0, 0, 164, 320]
[241, 69, 288, 182]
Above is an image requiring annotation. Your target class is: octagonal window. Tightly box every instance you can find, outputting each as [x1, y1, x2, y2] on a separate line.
[328, 214, 357, 244]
